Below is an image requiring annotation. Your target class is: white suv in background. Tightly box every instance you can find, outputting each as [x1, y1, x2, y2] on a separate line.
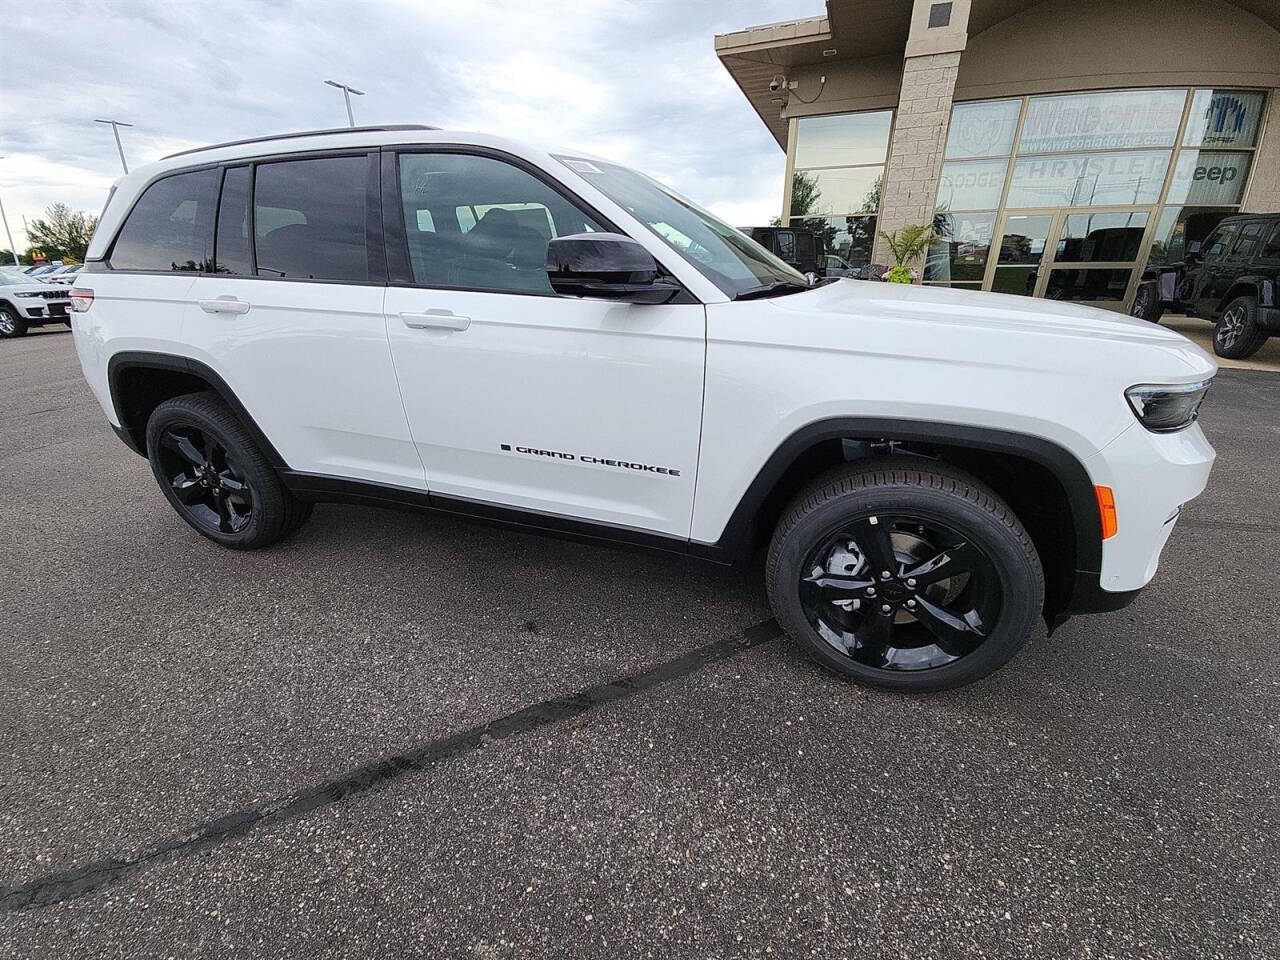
[70, 124, 1216, 691]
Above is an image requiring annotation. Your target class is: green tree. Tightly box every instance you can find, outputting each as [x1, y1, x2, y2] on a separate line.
[25, 203, 98, 263]
[788, 170, 821, 218]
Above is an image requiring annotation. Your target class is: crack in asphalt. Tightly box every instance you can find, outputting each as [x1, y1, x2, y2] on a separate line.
[0, 618, 782, 913]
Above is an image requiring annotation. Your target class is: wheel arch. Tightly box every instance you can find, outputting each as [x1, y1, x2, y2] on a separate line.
[694, 417, 1103, 625]
[1217, 279, 1264, 313]
[106, 351, 289, 470]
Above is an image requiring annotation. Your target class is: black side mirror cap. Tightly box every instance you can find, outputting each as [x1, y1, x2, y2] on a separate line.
[546, 233, 681, 304]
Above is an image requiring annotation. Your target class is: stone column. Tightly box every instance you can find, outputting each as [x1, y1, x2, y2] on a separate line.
[1242, 90, 1280, 213]
[872, 0, 971, 273]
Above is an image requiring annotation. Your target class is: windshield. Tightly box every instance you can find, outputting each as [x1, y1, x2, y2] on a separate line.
[554, 155, 806, 298]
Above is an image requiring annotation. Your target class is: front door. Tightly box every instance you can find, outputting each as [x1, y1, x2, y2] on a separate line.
[1191, 220, 1243, 316]
[382, 150, 706, 538]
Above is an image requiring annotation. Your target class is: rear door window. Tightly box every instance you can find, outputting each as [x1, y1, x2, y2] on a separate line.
[1232, 220, 1267, 260]
[253, 156, 369, 282]
[109, 168, 219, 271]
[1261, 222, 1280, 261]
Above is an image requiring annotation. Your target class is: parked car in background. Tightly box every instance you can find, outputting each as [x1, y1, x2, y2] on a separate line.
[747, 226, 826, 277]
[823, 253, 859, 278]
[1132, 212, 1280, 359]
[43, 263, 83, 284]
[0, 267, 73, 337]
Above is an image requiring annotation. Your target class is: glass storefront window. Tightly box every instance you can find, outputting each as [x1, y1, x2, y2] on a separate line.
[794, 111, 893, 168]
[1148, 206, 1238, 265]
[1007, 151, 1169, 208]
[1019, 90, 1186, 153]
[792, 166, 883, 216]
[990, 266, 1038, 296]
[1166, 150, 1252, 205]
[926, 212, 995, 282]
[790, 215, 877, 266]
[936, 159, 1008, 211]
[1183, 90, 1266, 147]
[1044, 268, 1132, 302]
[1055, 212, 1148, 262]
[945, 100, 1021, 159]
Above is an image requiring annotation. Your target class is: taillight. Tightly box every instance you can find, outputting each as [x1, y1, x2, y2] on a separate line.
[69, 287, 95, 312]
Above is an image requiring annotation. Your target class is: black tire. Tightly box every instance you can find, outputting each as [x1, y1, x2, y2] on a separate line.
[1129, 282, 1164, 323]
[145, 392, 309, 549]
[766, 458, 1044, 692]
[1213, 295, 1268, 359]
[0, 304, 28, 339]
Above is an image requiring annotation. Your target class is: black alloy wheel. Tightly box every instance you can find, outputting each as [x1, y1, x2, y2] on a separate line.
[145, 392, 312, 549]
[798, 513, 1001, 672]
[155, 424, 255, 535]
[1129, 283, 1163, 323]
[766, 458, 1043, 691]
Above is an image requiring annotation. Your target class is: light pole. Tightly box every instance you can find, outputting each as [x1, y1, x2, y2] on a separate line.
[94, 119, 133, 173]
[0, 157, 20, 265]
[324, 80, 365, 127]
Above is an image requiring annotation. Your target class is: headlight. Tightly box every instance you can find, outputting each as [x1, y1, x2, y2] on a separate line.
[1125, 379, 1212, 432]
[13, 291, 42, 298]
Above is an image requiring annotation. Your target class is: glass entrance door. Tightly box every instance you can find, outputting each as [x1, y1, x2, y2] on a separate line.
[985, 209, 1152, 310]
[1041, 210, 1150, 311]
[988, 213, 1053, 298]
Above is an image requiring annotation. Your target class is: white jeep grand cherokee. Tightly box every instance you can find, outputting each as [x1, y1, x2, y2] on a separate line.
[70, 124, 1217, 691]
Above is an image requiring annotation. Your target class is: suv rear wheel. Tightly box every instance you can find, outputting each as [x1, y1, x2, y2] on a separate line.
[1129, 282, 1164, 323]
[1213, 295, 1268, 359]
[766, 458, 1044, 692]
[145, 392, 312, 549]
[0, 305, 27, 339]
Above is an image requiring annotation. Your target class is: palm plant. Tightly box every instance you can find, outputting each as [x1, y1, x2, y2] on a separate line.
[878, 224, 933, 283]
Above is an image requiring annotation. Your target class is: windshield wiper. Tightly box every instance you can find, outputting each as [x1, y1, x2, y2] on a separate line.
[731, 280, 811, 301]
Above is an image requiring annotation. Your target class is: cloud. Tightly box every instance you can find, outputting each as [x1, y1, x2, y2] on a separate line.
[0, 0, 811, 252]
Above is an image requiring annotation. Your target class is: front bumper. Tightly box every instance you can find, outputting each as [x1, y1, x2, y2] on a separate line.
[14, 297, 71, 321]
[1082, 419, 1215, 595]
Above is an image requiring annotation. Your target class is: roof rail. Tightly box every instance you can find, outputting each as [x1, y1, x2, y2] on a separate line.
[161, 124, 440, 160]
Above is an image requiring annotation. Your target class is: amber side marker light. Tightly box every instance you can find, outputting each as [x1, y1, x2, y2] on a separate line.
[1095, 485, 1118, 540]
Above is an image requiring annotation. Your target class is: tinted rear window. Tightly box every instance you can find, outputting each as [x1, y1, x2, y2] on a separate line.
[110, 169, 218, 272]
[253, 156, 368, 282]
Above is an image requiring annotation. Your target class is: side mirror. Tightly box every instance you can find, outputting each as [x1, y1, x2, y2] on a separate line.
[546, 233, 681, 304]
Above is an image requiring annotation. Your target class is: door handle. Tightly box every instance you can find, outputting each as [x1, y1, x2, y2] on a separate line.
[198, 296, 251, 316]
[400, 309, 471, 331]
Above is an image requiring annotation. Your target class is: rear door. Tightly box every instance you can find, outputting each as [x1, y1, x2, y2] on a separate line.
[381, 148, 706, 537]
[186, 153, 422, 489]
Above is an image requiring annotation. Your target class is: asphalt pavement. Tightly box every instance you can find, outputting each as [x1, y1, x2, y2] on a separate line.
[1, 326, 1276, 958]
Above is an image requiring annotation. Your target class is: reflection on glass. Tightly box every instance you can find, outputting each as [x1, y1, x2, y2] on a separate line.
[1147, 206, 1235, 266]
[991, 266, 1038, 297]
[1019, 90, 1185, 153]
[1167, 150, 1251, 205]
[790, 215, 877, 266]
[936, 159, 1008, 211]
[997, 215, 1051, 264]
[793, 166, 884, 216]
[1183, 90, 1266, 147]
[1044, 268, 1133, 307]
[1055, 212, 1149, 262]
[795, 111, 894, 168]
[927, 212, 995, 282]
[1007, 151, 1169, 207]
[945, 100, 1021, 159]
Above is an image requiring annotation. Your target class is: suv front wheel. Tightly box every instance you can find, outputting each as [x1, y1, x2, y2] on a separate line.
[1213, 295, 1268, 359]
[0, 304, 27, 339]
[145, 392, 312, 549]
[766, 458, 1044, 692]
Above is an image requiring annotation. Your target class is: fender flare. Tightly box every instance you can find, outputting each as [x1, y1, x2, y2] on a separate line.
[693, 416, 1103, 577]
[106, 350, 290, 470]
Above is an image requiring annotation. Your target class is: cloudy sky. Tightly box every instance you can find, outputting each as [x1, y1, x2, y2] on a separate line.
[1, 0, 818, 252]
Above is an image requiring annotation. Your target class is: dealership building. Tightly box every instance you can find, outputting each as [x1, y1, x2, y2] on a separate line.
[717, 0, 1280, 310]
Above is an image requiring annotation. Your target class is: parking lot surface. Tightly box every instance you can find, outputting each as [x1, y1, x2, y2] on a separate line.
[2, 327, 1277, 959]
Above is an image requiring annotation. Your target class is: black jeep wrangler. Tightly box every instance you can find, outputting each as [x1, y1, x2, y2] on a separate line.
[1131, 212, 1280, 360]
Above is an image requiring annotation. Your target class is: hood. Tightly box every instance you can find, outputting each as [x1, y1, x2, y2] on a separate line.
[769, 278, 1217, 378]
